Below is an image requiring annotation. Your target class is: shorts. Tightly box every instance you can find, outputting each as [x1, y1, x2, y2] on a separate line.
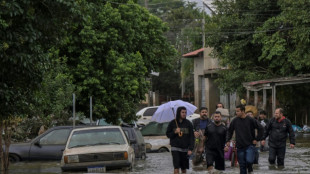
[172, 151, 189, 170]
[205, 147, 225, 170]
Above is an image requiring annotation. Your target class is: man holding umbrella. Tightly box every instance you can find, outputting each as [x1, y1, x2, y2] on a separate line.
[166, 106, 195, 174]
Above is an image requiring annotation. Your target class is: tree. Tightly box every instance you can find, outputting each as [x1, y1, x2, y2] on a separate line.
[29, 57, 76, 127]
[138, 0, 205, 100]
[253, 0, 310, 75]
[206, 0, 309, 93]
[0, 0, 77, 170]
[206, 0, 310, 122]
[58, 0, 176, 123]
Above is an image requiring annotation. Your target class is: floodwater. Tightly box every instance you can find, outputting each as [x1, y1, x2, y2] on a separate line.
[7, 133, 310, 174]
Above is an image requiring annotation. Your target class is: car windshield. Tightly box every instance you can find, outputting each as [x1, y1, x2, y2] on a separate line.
[97, 118, 111, 126]
[97, 118, 135, 126]
[143, 108, 158, 116]
[140, 122, 169, 136]
[68, 128, 126, 148]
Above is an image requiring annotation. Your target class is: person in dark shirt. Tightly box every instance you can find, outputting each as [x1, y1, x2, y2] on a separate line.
[204, 111, 228, 172]
[192, 107, 211, 134]
[226, 105, 264, 174]
[166, 106, 194, 174]
[261, 108, 295, 167]
[258, 110, 269, 152]
[191, 107, 211, 165]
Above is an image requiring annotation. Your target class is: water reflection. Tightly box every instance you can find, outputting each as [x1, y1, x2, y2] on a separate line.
[8, 134, 310, 174]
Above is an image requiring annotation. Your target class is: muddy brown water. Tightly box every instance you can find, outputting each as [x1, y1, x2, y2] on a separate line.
[7, 133, 310, 174]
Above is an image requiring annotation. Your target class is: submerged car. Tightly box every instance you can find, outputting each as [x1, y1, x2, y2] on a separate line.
[7, 126, 87, 162]
[61, 126, 135, 172]
[141, 122, 170, 153]
[122, 126, 146, 159]
[140, 114, 200, 153]
[96, 118, 146, 159]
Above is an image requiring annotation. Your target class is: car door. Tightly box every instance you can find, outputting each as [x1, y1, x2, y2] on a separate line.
[123, 128, 139, 156]
[134, 128, 146, 157]
[29, 128, 72, 160]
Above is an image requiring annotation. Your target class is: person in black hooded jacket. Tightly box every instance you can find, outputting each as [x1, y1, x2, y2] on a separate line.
[166, 106, 195, 174]
[261, 108, 295, 167]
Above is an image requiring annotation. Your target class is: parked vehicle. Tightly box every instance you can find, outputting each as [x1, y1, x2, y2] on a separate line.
[96, 118, 146, 158]
[61, 126, 135, 172]
[122, 126, 147, 159]
[140, 122, 170, 153]
[293, 125, 303, 132]
[7, 126, 87, 162]
[96, 118, 139, 128]
[140, 114, 200, 153]
[186, 113, 200, 122]
[136, 106, 158, 126]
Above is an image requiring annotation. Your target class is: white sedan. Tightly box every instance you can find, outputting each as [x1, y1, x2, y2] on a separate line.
[61, 126, 135, 172]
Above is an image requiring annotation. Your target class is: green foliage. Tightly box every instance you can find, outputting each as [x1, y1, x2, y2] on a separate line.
[0, 0, 78, 170]
[0, 0, 77, 119]
[207, 0, 310, 94]
[253, 0, 310, 75]
[28, 57, 76, 126]
[137, 0, 205, 98]
[59, 0, 176, 123]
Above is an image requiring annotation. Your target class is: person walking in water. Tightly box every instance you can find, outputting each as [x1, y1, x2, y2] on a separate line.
[204, 111, 228, 173]
[166, 106, 194, 174]
[192, 107, 211, 165]
[226, 105, 264, 174]
[261, 108, 295, 167]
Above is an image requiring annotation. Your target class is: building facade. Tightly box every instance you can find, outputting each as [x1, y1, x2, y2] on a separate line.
[183, 47, 236, 115]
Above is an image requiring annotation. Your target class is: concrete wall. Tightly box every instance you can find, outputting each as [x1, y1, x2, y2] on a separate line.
[205, 77, 220, 115]
[190, 47, 238, 116]
[193, 55, 205, 109]
[204, 47, 220, 70]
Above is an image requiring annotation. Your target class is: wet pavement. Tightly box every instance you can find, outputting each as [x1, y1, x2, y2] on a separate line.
[7, 133, 310, 174]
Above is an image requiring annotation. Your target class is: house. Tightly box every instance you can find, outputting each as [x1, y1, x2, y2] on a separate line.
[183, 47, 236, 115]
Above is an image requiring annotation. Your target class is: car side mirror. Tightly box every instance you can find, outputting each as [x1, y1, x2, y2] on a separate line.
[130, 139, 136, 144]
[34, 141, 41, 148]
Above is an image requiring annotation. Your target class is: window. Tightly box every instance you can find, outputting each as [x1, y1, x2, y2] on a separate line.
[143, 108, 158, 116]
[134, 129, 144, 144]
[140, 122, 169, 136]
[39, 129, 71, 145]
[123, 130, 131, 140]
[68, 128, 126, 148]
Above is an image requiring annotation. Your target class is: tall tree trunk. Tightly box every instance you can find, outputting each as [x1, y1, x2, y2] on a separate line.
[0, 119, 12, 172]
[0, 120, 4, 171]
[4, 120, 10, 170]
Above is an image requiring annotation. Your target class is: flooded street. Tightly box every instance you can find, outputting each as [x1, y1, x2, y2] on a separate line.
[8, 133, 310, 174]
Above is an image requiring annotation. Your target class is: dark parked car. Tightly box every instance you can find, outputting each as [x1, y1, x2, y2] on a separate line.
[122, 126, 146, 159]
[7, 126, 88, 162]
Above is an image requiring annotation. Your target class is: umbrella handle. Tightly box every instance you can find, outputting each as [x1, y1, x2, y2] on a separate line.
[173, 108, 183, 137]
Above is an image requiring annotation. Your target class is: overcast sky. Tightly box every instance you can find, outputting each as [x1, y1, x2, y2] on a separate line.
[186, 0, 213, 14]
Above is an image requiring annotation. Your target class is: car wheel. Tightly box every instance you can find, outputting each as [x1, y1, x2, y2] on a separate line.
[158, 147, 168, 153]
[9, 154, 20, 163]
[125, 157, 134, 172]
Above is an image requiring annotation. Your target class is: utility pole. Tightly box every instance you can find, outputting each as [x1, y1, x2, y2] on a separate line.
[144, 0, 148, 9]
[73, 93, 76, 128]
[202, 3, 205, 48]
[90, 96, 93, 125]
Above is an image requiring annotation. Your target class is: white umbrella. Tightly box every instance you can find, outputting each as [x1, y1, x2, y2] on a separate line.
[151, 100, 197, 123]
